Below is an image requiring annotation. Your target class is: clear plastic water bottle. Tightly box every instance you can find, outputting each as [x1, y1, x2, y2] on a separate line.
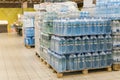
[99, 52, 107, 67]
[91, 36, 98, 52]
[106, 51, 113, 66]
[75, 19, 81, 36]
[91, 19, 96, 35]
[85, 53, 92, 69]
[94, 20, 98, 34]
[77, 53, 85, 70]
[50, 36, 55, 51]
[54, 53, 66, 72]
[80, 20, 85, 35]
[98, 35, 105, 51]
[75, 37, 82, 53]
[61, 19, 66, 36]
[92, 52, 100, 68]
[72, 19, 76, 36]
[83, 36, 90, 52]
[66, 38, 74, 53]
[105, 35, 112, 51]
[106, 20, 111, 34]
[65, 19, 73, 36]
[68, 54, 78, 71]
[84, 19, 88, 35]
[54, 37, 66, 54]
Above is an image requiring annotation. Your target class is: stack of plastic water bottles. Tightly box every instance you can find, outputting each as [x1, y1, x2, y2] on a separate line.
[23, 12, 35, 46]
[48, 17, 113, 73]
[96, 0, 120, 19]
[112, 20, 120, 62]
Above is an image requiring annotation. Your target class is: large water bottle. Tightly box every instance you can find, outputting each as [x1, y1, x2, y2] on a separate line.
[91, 36, 98, 52]
[106, 20, 111, 34]
[54, 53, 66, 72]
[83, 36, 90, 52]
[59, 19, 62, 35]
[106, 51, 113, 66]
[59, 37, 66, 54]
[54, 37, 66, 54]
[105, 35, 112, 51]
[61, 19, 65, 36]
[91, 19, 96, 35]
[85, 53, 92, 69]
[75, 37, 82, 53]
[112, 21, 116, 33]
[65, 19, 73, 36]
[98, 35, 105, 51]
[87, 19, 91, 34]
[53, 19, 56, 34]
[79, 19, 85, 35]
[68, 54, 77, 71]
[75, 19, 81, 36]
[72, 19, 76, 36]
[84, 19, 88, 35]
[66, 38, 74, 53]
[47, 50, 52, 64]
[50, 36, 55, 51]
[99, 52, 107, 67]
[77, 53, 85, 70]
[92, 52, 100, 68]
[50, 51, 54, 67]
[94, 20, 98, 34]
[56, 19, 59, 35]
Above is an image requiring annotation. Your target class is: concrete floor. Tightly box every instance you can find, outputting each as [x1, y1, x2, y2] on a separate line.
[0, 33, 120, 80]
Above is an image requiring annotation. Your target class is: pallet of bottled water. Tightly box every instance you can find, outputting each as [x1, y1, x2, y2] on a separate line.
[23, 12, 35, 47]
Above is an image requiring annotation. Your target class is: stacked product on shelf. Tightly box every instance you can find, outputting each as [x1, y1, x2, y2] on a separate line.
[23, 12, 35, 47]
[96, 0, 120, 19]
[48, 17, 113, 73]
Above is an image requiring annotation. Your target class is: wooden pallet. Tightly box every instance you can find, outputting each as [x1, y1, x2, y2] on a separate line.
[112, 62, 120, 71]
[35, 52, 112, 78]
[25, 44, 35, 49]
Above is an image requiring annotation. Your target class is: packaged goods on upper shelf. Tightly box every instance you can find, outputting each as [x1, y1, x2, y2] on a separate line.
[39, 1, 79, 13]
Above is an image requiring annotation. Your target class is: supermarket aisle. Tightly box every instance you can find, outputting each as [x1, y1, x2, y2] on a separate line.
[0, 33, 120, 80]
